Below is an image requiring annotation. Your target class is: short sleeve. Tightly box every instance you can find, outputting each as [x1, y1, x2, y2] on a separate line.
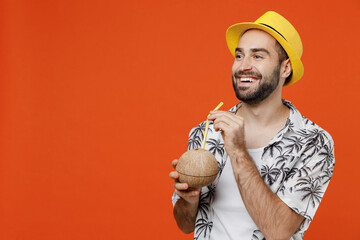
[277, 138, 335, 233]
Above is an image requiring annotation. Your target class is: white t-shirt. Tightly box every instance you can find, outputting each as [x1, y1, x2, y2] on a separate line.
[210, 148, 264, 240]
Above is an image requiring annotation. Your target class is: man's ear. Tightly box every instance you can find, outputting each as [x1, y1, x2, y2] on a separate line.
[281, 58, 292, 79]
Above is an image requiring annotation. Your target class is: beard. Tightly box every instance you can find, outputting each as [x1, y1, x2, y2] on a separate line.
[232, 65, 281, 105]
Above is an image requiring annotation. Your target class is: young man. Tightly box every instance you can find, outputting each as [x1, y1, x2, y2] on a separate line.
[169, 11, 334, 240]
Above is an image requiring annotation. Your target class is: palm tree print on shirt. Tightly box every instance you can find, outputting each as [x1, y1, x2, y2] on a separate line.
[172, 100, 335, 240]
[295, 176, 324, 216]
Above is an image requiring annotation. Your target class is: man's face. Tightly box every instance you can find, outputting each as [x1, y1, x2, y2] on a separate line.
[232, 29, 282, 105]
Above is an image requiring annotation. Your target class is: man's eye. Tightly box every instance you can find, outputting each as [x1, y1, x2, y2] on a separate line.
[254, 55, 262, 59]
[235, 55, 243, 59]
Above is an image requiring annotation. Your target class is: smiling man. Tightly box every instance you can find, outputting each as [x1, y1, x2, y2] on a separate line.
[170, 11, 335, 240]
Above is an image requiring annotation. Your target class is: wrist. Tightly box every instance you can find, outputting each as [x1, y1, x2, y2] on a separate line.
[178, 193, 199, 208]
[229, 148, 258, 183]
[229, 146, 248, 163]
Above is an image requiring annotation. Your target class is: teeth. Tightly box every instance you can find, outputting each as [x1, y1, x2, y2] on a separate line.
[240, 78, 254, 82]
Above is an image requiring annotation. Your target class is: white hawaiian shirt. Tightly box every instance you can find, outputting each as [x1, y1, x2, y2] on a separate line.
[172, 100, 335, 240]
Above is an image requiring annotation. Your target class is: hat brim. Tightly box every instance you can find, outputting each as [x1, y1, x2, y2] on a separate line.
[226, 22, 304, 86]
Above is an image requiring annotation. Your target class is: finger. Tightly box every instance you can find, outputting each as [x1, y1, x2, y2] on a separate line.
[211, 114, 238, 129]
[175, 188, 199, 198]
[171, 159, 178, 169]
[209, 110, 235, 117]
[169, 171, 179, 180]
[211, 113, 244, 132]
[208, 110, 226, 119]
[212, 117, 230, 130]
[213, 121, 232, 132]
[210, 110, 227, 114]
[174, 182, 189, 191]
[209, 111, 242, 124]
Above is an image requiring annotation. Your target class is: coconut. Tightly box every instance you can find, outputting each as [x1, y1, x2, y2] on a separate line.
[176, 148, 218, 188]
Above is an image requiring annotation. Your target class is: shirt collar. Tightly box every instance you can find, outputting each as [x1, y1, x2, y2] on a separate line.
[227, 100, 305, 144]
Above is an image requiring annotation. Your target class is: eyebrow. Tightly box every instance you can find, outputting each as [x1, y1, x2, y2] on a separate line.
[235, 48, 270, 55]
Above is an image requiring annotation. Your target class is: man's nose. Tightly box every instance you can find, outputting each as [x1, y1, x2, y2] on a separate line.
[238, 57, 252, 71]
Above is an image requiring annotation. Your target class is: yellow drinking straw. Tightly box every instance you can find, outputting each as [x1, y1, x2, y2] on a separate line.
[201, 102, 223, 149]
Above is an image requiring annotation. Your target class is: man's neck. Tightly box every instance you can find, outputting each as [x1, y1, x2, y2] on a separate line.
[236, 97, 289, 127]
[235, 94, 290, 149]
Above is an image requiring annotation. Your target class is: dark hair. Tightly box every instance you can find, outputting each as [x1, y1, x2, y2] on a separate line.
[274, 41, 292, 84]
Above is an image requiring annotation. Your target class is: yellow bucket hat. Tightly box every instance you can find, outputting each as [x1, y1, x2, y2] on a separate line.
[226, 11, 304, 86]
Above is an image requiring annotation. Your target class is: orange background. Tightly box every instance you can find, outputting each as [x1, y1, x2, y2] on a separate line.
[0, 0, 359, 239]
